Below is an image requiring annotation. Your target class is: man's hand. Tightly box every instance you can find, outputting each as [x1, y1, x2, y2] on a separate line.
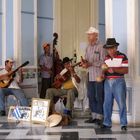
[68, 65, 75, 75]
[101, 64, 109, 71]
[107, 68, 114, 73]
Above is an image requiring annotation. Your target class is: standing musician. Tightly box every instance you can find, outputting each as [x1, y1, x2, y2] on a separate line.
[81, 27, 106, 125]
[39, 42, 53, 99]
[46, 57, 80, 117]
[0, 58, 29, 116]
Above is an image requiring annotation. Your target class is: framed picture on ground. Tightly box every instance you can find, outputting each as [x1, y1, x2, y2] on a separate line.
[8, 106, 31, 121]
[31, 98, 50, 124]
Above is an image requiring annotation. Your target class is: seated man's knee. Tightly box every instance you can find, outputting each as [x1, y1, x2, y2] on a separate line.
[46, 88, 54, 99]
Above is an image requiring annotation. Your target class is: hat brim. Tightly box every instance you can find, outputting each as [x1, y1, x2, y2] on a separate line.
[85, 31, 99, 34]
[103, 43, 119, 48]
[45, 114, 62, 127]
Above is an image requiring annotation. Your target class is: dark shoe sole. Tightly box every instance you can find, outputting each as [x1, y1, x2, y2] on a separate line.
[85, 119, 97, 123]
[101, 124, 111, 129]
[0, 111, 6, 116]
[121, 126, 127, 131]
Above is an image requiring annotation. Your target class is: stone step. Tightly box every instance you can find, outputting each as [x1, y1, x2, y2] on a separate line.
[73, 108, 91, 118]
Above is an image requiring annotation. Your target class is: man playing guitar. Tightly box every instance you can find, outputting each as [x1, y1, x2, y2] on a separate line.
[0, 58, 29, 116]
[46, 57, 80, 117]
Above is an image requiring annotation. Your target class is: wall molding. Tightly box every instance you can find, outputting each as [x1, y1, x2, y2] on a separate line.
[2, 0, 6, 66]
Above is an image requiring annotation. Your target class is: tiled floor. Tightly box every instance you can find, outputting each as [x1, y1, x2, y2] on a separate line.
[0, 116, 140, 140]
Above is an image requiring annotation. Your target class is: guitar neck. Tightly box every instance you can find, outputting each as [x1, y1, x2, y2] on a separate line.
[8, 61, 29, 76]
[12, 66, 21, 74]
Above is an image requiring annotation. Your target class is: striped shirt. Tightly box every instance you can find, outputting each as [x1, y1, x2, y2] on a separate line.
[85, 41, 106, 81]
[104, 51, 128, 78]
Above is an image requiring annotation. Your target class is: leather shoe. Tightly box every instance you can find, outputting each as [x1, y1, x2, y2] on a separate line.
[95, 119, 103, 125]
[121, 126, 127, 131]
[0, 110, 6, 116]
[85, 118, 97, 123]
[100, 124, 111, 129]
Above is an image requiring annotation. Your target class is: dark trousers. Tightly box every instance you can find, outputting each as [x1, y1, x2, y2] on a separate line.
[87, 81, 104, 115]
[40, 78, 51, 99]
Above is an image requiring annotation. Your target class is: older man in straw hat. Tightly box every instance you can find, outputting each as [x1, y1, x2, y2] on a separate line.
[39, 42, 53, 99]
[81, 27, 106, 125]
[101, 38, 128, 131]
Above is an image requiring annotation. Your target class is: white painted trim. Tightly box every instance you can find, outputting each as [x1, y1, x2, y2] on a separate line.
[34, 0, 37, 67]
[34, 0, 38, 94]
[13, 0, 21, 65]
[2, 0, 6, 66]
[127, 0, 137, 80]
[105, 0, 113, 38]
[135, 0, 140, 80]
[53, 0, 62, 57]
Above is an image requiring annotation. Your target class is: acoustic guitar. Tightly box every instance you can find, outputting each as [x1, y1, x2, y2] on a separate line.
[52, 62, 81, 89]
[0, 61, 29, 88]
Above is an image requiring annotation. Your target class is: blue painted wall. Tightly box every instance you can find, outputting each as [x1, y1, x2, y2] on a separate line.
[21, 0, 34, 65]
[98, 0, 105, 43]
[0, 0, 2, 65]
[37, 0, 53, 56]
[112, 0, 127, 54]
[6, 0, 14, 59]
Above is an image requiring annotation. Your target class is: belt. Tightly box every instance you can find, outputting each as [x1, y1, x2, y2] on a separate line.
[106, 76, 124, 80]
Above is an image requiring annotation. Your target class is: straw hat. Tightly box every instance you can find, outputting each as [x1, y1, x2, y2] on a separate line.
[45, 114, 62, 127]
[5, 58, 15, 63]
[42, 42, 50, 48]
[86, 27, 99, 34]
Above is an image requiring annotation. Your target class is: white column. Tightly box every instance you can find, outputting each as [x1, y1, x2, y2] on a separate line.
[127, 0, 136, 80]
[127, 0, 140, 124]
[2, 0, 6, 66]
[53, 0, 62, 57]
[34, 0, 37, 67]
[13, 0, 21, 65]
[105, 0, 113, 37]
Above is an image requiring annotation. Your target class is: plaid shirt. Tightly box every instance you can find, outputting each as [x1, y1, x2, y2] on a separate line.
[85, 41, 106, 81]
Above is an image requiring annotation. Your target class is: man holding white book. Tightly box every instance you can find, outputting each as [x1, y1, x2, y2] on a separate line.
[101, 38, 128, 131]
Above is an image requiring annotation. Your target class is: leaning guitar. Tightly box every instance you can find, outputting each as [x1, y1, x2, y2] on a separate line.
[0, 61, 29, 88]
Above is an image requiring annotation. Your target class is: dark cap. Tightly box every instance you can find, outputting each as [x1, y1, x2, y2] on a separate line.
[103, 38, 119, 48]
[62, 57, 73, 64]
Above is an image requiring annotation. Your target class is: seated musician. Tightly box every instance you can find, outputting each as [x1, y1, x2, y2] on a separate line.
[0, 58, 29, 116]
[46, 57, 81, 117]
